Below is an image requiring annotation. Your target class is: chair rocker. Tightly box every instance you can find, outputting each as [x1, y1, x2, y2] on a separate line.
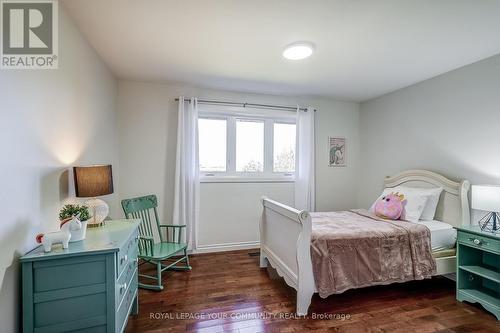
[121, 195, 191, 291]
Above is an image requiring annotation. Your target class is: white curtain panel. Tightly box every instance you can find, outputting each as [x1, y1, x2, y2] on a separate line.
[295, 106, 316, 211]
[172, 97, 200, 250]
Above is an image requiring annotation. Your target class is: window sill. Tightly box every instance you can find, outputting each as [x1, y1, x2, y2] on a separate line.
[200, 177, 295, 184]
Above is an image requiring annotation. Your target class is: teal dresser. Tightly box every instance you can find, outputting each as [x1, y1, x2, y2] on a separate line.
[456, 225, 500, 320]
[21, 220, 141, 333]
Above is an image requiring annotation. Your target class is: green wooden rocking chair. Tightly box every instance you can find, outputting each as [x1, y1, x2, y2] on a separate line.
[121, 195, 191, 291]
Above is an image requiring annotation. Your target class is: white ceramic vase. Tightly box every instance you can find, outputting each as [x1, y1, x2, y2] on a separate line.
[69, 219, 88, 242]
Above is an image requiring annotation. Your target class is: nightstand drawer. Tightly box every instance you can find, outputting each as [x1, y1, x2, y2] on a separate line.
[457, 231, 500, 254]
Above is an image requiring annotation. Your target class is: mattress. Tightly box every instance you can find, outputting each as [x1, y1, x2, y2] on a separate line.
[417, 220, 457, 252]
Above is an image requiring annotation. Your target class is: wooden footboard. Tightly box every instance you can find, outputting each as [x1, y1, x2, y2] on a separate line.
[260, 197, 315, 315]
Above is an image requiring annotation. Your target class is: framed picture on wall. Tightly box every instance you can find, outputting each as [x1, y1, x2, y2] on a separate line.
[328, 137, 346, 167]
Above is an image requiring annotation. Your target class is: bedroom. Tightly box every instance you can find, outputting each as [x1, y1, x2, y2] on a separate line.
[1, 0, 500, 332]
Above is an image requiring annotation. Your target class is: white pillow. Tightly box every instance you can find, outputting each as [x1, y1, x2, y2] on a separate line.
[370, 187, 429, 223]
[399, 186, 443, 221]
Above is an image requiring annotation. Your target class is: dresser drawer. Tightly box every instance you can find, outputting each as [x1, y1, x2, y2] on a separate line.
[34, 292, 106, 328]
[68, 325, 107, 333]
[33, 256, 106, 292]
[457, 231, 500, 254]
[116, 257, 137, 306]
[116, 270, 138, 333]
[117, 230, 139, 276]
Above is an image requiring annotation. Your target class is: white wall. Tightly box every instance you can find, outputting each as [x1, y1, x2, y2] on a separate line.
[0, 7, 119, 333]
[117, 81, 359, 250]
[358, 54, 500, 220]
[198, 182, 293, 251]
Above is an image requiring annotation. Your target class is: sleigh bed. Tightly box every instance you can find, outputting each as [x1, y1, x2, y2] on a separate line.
[259, 170, 470, 315]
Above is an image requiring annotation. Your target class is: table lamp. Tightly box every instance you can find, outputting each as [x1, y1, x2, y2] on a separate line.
[471, 185, 500, 233]
[73, 165, 114, 228]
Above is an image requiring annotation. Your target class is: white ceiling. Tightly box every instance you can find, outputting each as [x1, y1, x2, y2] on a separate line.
[62, 0, 500, 102]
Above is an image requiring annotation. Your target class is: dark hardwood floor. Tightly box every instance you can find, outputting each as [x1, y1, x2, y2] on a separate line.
[125, 249, 500, 333]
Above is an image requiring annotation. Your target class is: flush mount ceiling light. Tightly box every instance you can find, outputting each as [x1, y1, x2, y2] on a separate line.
[283, 42, 315, 60]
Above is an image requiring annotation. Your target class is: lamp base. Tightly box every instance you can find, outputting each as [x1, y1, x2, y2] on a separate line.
[85, 198, 109, 228]
[478, 212, 499, 233]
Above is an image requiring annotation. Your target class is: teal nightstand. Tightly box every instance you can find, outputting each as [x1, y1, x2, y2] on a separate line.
[20, 219, 141, 333]
[456, 225, 500, 320]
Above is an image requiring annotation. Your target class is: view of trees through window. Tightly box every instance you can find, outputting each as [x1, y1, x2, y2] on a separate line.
[236, 120, 264, 172]
[273, 123, 296, 172]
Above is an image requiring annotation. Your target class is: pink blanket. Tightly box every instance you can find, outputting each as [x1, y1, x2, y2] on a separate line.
[310, 209, 436, 298]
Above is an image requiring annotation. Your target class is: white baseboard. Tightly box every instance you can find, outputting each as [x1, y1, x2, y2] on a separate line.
[193, 241, 260, 254]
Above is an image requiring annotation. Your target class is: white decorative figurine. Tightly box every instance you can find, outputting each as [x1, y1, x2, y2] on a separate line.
[35, 215, 82, 252]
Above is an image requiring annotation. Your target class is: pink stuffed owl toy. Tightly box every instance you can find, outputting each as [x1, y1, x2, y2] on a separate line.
[374, 192, 407, 220]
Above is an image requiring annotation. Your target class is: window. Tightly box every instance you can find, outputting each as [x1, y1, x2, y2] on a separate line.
[198, 118, 227, 172]
[273, 123, 296, 173]
[236, 119, 264, 172]
[198, 108, 296, 181]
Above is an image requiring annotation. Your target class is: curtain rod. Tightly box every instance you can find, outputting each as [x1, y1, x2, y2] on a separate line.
[174, 98, 316, 112]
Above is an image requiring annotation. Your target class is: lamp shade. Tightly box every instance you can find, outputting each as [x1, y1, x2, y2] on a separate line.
[471, 185, 500, 212]
[74, 165, 114, 198]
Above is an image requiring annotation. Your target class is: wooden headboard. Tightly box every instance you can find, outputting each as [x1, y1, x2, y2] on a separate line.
[384, 170, 470, 227]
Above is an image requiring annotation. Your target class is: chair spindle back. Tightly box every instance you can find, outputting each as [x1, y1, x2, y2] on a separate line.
[122, 195, 162, 256]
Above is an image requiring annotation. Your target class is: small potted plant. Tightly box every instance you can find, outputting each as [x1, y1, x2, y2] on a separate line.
[59, 204, 91, 242]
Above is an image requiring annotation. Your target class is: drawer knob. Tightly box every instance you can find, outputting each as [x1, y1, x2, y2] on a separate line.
[473, 238, 481, 245]
[119, 283, 127, 293]
[121, 254, 128, 264]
